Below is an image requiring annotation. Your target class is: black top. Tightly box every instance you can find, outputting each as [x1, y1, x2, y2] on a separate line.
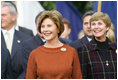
[95, 38, 109, 50]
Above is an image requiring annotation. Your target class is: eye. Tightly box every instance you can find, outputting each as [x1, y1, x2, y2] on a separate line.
[91, 23, 96, 26]
[1, 14, 6, 17]
[98, 22, 102, 25]
[84, 22, 88, 25]
[41, 25, 45, 28]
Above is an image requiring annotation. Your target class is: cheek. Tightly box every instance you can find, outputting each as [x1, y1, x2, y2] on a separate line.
[90, 25, 94, 30]
[40, 28, 43, 33]
[83, 26, 86, 31]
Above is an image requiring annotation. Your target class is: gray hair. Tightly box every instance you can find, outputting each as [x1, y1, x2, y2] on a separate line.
[1, 2, 17, 15]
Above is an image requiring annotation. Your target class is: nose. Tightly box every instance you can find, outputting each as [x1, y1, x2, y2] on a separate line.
[42, 26, 48, 32]
[88, 24, 91, 28]
[87, 23, 91, 29]
[94, 24, 99, 29]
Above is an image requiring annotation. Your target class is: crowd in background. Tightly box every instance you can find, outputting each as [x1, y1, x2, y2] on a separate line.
[1, 1, 117, 79]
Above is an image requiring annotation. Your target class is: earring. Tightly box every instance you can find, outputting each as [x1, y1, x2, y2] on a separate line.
[57, 30, 60, 33]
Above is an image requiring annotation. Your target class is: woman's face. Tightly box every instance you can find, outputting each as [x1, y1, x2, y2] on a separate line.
[91, 20, 109, 40]
[41, 18, 59, 41]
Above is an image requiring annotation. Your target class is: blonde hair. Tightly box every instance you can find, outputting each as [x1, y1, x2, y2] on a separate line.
[38, 10, 64, 37]
[107, 23, 115, 43]
[90, 12, 111, 28]
[110, 23, 115, 31]
[78, 30, 85, 39]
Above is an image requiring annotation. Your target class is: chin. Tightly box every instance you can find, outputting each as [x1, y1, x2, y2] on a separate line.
[44, 38, 50, 41]
[95, 35, 102, 38]
[88, 34, 93, 37]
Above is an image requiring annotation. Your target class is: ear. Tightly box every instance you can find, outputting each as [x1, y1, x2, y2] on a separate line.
[106, 26, 110, 31]
[57, 28, 60, 34]
[57, 29, 60, 34]
[68, 28, 71, 34]
[12, 13, 18, 21]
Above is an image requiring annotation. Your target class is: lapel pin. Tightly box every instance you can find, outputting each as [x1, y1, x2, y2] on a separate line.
[17, 40, 21, 43]
[60, 48, 66, 52]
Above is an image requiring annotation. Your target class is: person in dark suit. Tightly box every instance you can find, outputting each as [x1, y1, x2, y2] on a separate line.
[1, 47, 13, 79]
[59, 37, 72, 44]
[16, 26, 34, 37]
[1, 2, 32, 78]
[69, 11, 95, 51]
[20, 11, 44, 79]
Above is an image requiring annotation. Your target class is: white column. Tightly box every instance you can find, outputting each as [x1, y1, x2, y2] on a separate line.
[17, 1, 44, 35]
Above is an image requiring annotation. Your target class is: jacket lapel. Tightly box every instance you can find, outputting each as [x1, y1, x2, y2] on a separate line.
[1, 32, 7, 48]
[81, 36, 89, 45]
[11, 31, 21, 59]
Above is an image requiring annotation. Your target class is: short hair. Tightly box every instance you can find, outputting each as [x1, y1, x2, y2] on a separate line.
[90, 12, 111, 28]
[1, 1, 17, 15]
[83, 10, 95, 19]
[35, 11, 44, 24]
[38, 10, 64, 37]
[62, 18, 71, 29]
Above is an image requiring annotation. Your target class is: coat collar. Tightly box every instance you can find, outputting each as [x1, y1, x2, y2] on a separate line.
[89, 37, 116, 51]
[80, 36, 90, 44]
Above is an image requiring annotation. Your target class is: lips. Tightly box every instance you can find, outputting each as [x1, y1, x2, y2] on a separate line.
[94, 29, 102, 34]
[44, 32, 51, 37]
[87, 30, 92, 33]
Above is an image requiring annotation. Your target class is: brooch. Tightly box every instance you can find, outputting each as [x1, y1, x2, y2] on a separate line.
[60, 48, 66, 52]
[17, 40, 21, 43]
[106, 60, 109, 66]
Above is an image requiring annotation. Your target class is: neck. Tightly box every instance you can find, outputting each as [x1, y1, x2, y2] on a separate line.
[66, 36, 69, 39]
[44, 37, 63, 48]
[95, 36, 106, 42]
[87, 35, 93, 39]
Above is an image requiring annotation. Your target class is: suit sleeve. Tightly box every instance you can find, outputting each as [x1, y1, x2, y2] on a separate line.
[72, 49, 82, 79]
[26, 52, 37, 79]
[20, 42, 31, 79]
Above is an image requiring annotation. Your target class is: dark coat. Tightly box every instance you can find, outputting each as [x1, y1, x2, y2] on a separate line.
[19, 26, 34, 37]
[69, 36, 89, 51]
[59, 37, 72, 45]
[1, 47, 13, 79]
[1, 30, 32, 79]
[78, 37, 117, 79]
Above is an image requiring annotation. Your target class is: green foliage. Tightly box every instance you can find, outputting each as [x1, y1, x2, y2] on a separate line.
[71, 1, 94, 15]
[39, 1, 94, 15]
[39, 1, 56, 10]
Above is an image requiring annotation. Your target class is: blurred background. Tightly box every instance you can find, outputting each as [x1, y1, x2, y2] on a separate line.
[4, 1, 117, 42]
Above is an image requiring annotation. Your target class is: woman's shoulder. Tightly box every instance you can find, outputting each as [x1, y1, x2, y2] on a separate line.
[30, 45, 44, 56]
[63, 44, 77, 52]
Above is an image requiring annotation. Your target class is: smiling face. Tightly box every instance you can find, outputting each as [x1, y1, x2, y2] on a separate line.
[1, 6, 16, 30]
[41, 18, 59, 41]
[91, 20, 109, 41]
